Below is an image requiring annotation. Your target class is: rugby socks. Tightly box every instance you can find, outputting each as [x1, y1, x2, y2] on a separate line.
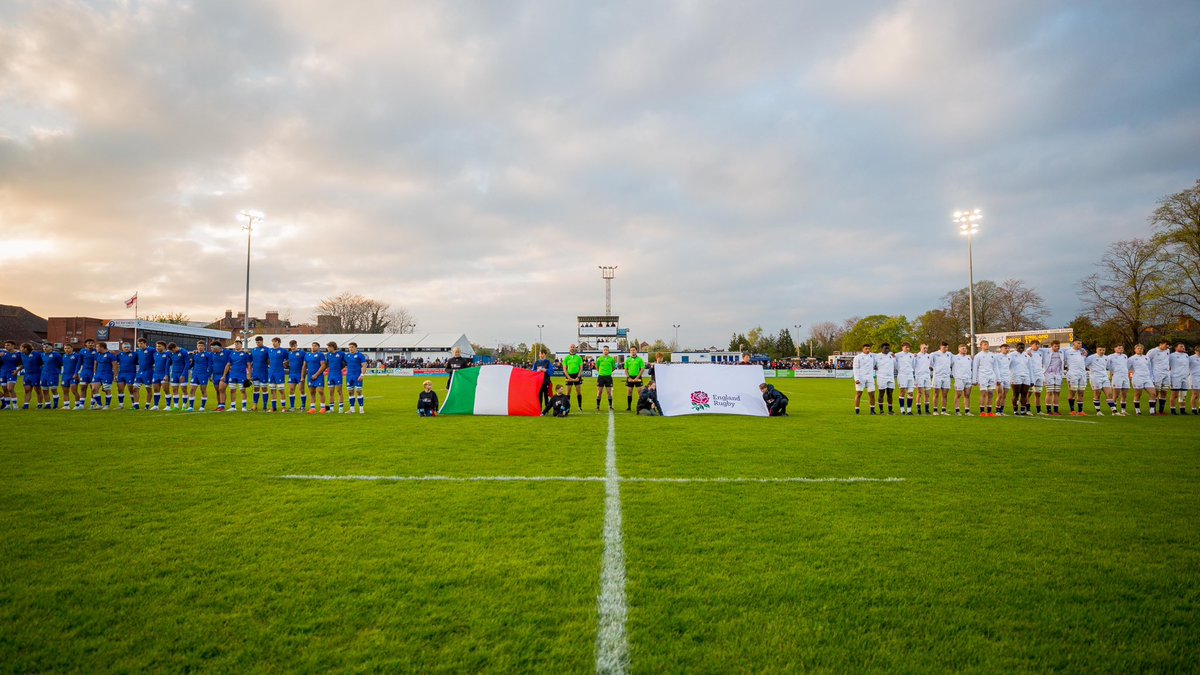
[627, 394, 633, 411]
[253, 391, 260, 408]
[596, 396, 601, 411]
[52, 394, 60, 409]
[358, 395, 365, 412]
[576, 394, 582, 410]
[200, 397, 207, 410]
[301, 395, 307, 409]
[105, 395, 112, 407]
[289, 394, 296, 410]
[272, 398, 278, 412]
[153, 393, 161, 408]
[855, 407, 860, 415]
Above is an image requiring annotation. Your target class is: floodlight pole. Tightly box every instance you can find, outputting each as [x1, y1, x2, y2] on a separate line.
[672, 324, 680, 351]
[240, 211, 263, 343]
[537, 324, 544, 352]
[793, 324, 802, 359]
[954, 209, 982, 356]
[599, 266, 617, 316]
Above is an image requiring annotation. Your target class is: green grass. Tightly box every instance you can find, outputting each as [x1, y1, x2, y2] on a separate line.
[1, 377, 1197, 672]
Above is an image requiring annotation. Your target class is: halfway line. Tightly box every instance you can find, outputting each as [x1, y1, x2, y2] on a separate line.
[595, 411, 630, 675]
[277, 475, 904, 484]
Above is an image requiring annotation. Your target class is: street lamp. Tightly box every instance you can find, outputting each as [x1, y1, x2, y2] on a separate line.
[239, 210, 264, 343]
[537, 324, 544, 352]
[793, 324, 802, 359]
[672, 324, 680, 351]
[954, 208, 982, 356]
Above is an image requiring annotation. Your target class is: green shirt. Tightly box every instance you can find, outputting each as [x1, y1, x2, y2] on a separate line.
[563, 353, 584, 375]
[596, 355, 616, 376]
[625, 356, 645, 378]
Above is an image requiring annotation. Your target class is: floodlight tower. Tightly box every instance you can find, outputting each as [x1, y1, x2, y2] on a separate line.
[953, 208, 982, 355]
[239, 210, 264, 342]
[599, 266, 617, 316]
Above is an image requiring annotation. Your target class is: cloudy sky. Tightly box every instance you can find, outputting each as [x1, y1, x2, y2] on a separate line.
[2, 0, 1198, 349]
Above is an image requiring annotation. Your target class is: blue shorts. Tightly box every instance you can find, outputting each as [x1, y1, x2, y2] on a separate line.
[60, 375, 75, 388]
[345, 376, 363, 389]
[268, 373, 285, 385]
[326, 375, 343, 387]
[308, 376, 325, 389]
[135, 372, 154, 386]
[1, 373, 15, 386]
[78, 371, 95, 384]
[117, 373, 136, 386]
[191, 374, 211, 387]
[96, 373, 114, 385]
[41, 373, 59, 388]
[170, 374, 188, 384]
[252, 370, 268, 384]
[227, 375, 245, 386]
[288, 374, 302, 385]
[153, 371, 168, 383]
[23, 375, 41, 388]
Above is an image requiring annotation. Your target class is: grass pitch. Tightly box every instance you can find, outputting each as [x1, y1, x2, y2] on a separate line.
[1, 377, 1197, 672]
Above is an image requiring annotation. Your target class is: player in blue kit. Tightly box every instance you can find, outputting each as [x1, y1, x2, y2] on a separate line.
[249, 336, 269, 411]
[134, 338, 156, 410]
[344, 342, 368, 414]
[40, 343, 63, 409]
[91, 342, 118, 409]
[286, 340, 305, 412]
[1, 341, 21, 410]
[167, 342, 190, 410]
[319, 341, 347, 414]
[18, 343, 44, 409]
[116, 342, 138, 409]
[209, 341, 231, 412]
[224, 341, 251, 412]
[187, 340, 211, 412]
[59, 344, 81, 411]
[265, 337, 288, 413]
[150, 341, 170, 410]
[303, 342, 327, 414]
[74, 338, 97, 409]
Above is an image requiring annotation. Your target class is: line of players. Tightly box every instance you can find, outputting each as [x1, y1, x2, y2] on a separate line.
[0, 336, 370, 414]
[852, 339, 1200, 417]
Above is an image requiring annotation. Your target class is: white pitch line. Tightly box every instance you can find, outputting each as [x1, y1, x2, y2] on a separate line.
[279, 474, 604, 482]
[622, 476, 905, 484]
[1026, 415, 1101, 426]
[595, 411, 630, 675]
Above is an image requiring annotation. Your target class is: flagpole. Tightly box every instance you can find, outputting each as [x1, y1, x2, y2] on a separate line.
[133, 293, 138, 347]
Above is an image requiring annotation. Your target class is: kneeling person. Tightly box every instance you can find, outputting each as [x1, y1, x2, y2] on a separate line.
[543, 384, 571, 417]
[637, 381, 663, 416]
[760, 382, 789, 416]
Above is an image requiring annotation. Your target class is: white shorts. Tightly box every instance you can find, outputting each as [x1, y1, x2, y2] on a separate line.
[855, 380, 876, 393]
[1190, 376, 1200, 391]
[934, 374, 951, 389]
[1015, 375, 1031, 385]
[876, 378, 896, 390]
[1152, 372, 1170, 389]
[915, 373, 932, 389]
[954, 378, 972, 391]
[976, 377, 996, 390]
[1170, 374, 1189, 390]
[1089, 374, 1110, 391]
[1030, 375, 1045, 388]
[1066, 373, 1087, 390]
[1110, 375, 1130, 390]
[897, 375, 915, 391]
[1131, 375, 1154, 390]
[997, 377, 1012, 388]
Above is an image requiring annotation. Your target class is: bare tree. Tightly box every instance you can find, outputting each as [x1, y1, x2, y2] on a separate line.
[1151, 179, 1200, 316]
[1076, 238, 1169, 347]
[995, 278, 1049, 331]
[316, 292, 416, 333]
[942, 281, 1003, 334]
[385, 308, 418, 334]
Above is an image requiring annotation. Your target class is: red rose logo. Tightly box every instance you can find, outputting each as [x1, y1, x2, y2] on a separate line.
[690, 390, 710, 411]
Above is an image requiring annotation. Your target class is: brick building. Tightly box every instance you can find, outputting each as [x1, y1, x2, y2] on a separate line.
[208, 309, 337, 338]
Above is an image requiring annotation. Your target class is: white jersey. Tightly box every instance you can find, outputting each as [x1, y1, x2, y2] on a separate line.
[972, 351, 998, 382]
[930, 350, 953, 378]
[1044, 349, 1065, 379]
[1169, 351, 1190, 377]
[996, 352, 1015, 382]
[1027, 348, 1048, 381]
[1086, 354, 1109, 377]
[951, 354, 972, 381]
[895, 352, 916, 379]
[1128, 354, 1153, 387]
[914, 352, 933, 384]
[874, 353, 897, 385]
[1010, 351, 1031, 382]
[1106, 353, 1130, 386]
[852, 353, 876, 382]
[1191, 354, 1200, 388]
[1147, 347, 1171, 379]
[1064, 346, 1087, 375]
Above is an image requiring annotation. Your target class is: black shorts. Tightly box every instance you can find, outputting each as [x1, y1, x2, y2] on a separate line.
[625, 377, 644, 388]
[564, 372, 583, 384]
[597, 375, 614, 387]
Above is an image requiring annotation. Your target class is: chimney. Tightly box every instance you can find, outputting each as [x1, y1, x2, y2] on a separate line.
[236, 311, 245, 321]
[224, 309, 233, 320]
[265, 311, 279, 324]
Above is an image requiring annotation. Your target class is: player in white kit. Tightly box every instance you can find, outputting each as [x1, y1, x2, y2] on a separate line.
[1010, 342, 1032, 415]
[951, 344, 973, 415]
[1085, 346, 1114, 415]
[852, 344, 877, 415]
[1027, 340, 1048, 414]
[995, 343, 1013, 416]
[930, 342, 954, 415]
[1190, 345, 1200, 415]
[913, 343, 934, 415]
[1043, 341, 1066, 415]
[1127, 344, 1157, 415]
[972, 340, 999, 416]
[875, 344, 897, 415]
[1168, 342, 1191, 414]
[895, 343, 917, 415]
[1063, 339, 1088, 416]
[1106, 344, 1131, 415]
[1147, 340, 1172, 414]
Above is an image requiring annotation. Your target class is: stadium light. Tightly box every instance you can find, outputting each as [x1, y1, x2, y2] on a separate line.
[239, 210, 264, 343]
[537, 324, 544, 351]
[794, 325, 802, 359]
[672, 324, 680, 351]
[953, 208, 982, 355]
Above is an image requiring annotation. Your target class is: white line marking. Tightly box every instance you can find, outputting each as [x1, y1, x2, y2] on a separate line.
[595, 411, 629, 675]
[1026, 416, 1101, 425]
[621, 476, 905, 484]
[277, 475, 904, 484]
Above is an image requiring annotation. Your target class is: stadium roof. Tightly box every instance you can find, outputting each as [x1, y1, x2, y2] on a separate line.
[108, 319, 231, 339]
[0, 305, 49, 343]
[249, 332, 473, 354]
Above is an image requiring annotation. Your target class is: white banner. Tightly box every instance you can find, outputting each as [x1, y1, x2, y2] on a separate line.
[655, 364, 769, 417]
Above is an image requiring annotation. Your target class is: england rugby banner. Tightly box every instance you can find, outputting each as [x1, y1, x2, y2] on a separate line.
[654, 364, 770, 417]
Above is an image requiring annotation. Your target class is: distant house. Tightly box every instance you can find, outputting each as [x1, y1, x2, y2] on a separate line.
[208, 309, 338, 338]
[0, 305, 48, 343]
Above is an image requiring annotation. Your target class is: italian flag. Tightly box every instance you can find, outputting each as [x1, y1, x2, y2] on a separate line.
[439, 365, 543, 416]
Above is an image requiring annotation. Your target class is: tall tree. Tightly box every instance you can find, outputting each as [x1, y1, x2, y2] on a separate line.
[1151, 179, 1200, 316]
[840, 315, 913, 352]
[942, 280, 1003, 334]
[316, 292, 415, 333]
[995, 278, 1049, 330]
[776, 328, 797, 358]
[1076, 238, 1168, 347]
[913, 308, 964, 348]
[807, 321, 843, 352]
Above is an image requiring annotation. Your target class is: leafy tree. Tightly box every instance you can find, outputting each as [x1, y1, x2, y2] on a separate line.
[647, 339, 671, 353]
[840, 315, 913, 352]
[913, 308, 963, 348]
[147, 312, 189, 325]
[776, 328, 796, 358]
[1151, 179, 1200, 316]
[942, 280, 1003, 334]
[1076, 238, 1169, 347]
[470, 343, 494, 357]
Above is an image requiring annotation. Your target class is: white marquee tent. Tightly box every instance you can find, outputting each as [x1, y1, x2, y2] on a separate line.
[249, 333, 473, 361]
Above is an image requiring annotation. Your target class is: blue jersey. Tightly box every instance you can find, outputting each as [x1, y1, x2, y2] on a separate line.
[78, 347, 97, 375]
[0, 350, 20, 376]
[61, 353, 80, 380]
[287, 349, 305, 373]
[191, 350, 213, 379]
[136, 347, 156, 373]
[344, 352, 368, 380]
[250, 346, 269, 378]
[20, 352, 44, 379]
[303, 352, 326, 380]
[267, 347, 288, 377]
[169, 349, 190, 377]
[210, 349, 231, 377]
[42, 352, 63, 378]
[117, 351, 139, 376]
[95, 352, 119, 380]
[227, 350, 249, 378]
[152, 350, 170, 378]
[326, 350, 346, 374]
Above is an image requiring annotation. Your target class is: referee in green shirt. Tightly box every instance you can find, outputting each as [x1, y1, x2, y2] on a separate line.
[624, 346, 645, 411]
[595, 346, 616, 411]
[562, 344, 585, 411]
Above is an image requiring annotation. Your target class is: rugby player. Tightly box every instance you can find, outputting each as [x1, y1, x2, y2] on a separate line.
[92, 342, 118, 409]
[224, 340, 250, 412]
[303, 342, 327, 414]
[1106, 344, 1130, 415]
[1010, 343, 1031, 415]
[76, 339, 97, 409]
[151, 340, 170, 411]
[1168, 342, 1191, 414]
[321, 341, 347, 414]
[1, 341, 20, 409]
[40, 343, 63, 409]
[266, 337, 288, 413]
[1085, 346, 1114, 415]
[930, 342, 953, 415]
[286, 340, 305, 412]
[133, 338, 155, 409]
[972, 340, 997, 417]
[167, 342, 190, 411]
[1043, 341, 1065, 415]
[250, 336, 269, 411]
[1147, 339, 1171, 414]
[852, 344, 876, 415]
[624, 346, 645, 411]
[210, 340, 231, 412]
[115, 342, 137, 408]
[913, 343, 934, 415]
[1190, 345, 1200, 414]
[188, 340, 211, 412]
[951, 344, 973, 415]
[1063, 340, 1087, 416]
[18, 343, 44, 409]
[59, 344, 80, 410]
[345, 342, 368, 414]
[562, 345, 585, 411]
[875, 343, 896, 415]
[1027, 340, 1048, 414]
[1128, 344, 1155, 414]
[595, 346, 616, 411]
[895, 343, 916, 415]
[994, 343, 1012, 416]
